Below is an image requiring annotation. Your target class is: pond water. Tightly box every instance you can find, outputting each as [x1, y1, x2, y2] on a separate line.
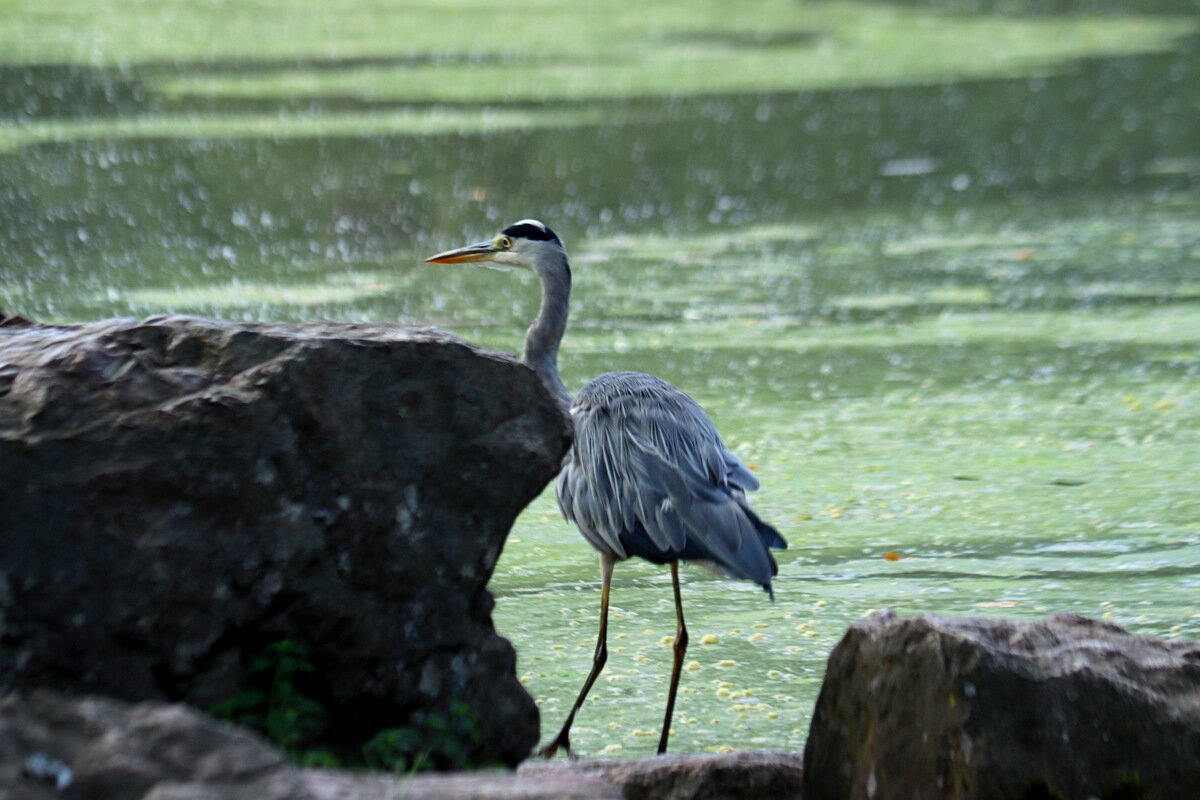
[2, 1, 1198, 759]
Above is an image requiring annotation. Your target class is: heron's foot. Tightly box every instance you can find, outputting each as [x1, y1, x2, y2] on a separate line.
[536, 732, 575, 760]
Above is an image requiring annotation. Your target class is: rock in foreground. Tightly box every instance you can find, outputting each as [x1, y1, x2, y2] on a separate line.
[517, 752, 805, 799]
[0, 316, 572, 767]
[802, 612, 1200, 800]
[2, 690, 307, 799]
[2, 691, 803, 800]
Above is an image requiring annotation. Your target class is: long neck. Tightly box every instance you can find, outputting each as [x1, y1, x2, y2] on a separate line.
[522, 255, 572, 412]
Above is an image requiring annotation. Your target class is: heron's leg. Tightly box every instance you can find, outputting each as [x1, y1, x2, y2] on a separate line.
[538, 551, 616, 760]
[657, 560, 688, 755]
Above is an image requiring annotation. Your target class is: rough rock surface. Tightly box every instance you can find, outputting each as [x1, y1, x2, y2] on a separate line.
[321, 752, 804, 799]
[517, 752, 805, 800]
[2, 690, 309, 800]
[802, 612, 1200, 800]
[2, 691, 802, 800]
[0, 316, 572, 766]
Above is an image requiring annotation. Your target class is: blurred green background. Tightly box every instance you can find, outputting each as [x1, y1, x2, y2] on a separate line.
[2, 0, 1197, 759]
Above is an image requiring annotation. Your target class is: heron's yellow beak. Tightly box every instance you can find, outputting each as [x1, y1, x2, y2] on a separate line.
[425, 241, 497, 264]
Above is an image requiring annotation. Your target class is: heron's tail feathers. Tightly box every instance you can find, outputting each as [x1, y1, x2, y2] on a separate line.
[744, 505, 787, 552]
[736, 504, 785, 600]
[693, 500, 784, 595]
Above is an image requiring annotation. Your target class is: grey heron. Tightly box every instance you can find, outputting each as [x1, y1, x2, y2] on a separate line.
[427, 219, 786, 758]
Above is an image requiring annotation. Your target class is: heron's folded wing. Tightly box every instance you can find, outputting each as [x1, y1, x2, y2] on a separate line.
[560, 377, 775, 581]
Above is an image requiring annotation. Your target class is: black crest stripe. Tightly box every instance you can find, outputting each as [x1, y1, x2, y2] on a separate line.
[502, 221, 560, 243]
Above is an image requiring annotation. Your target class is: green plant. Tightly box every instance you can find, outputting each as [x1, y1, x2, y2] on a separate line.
[212, 639, 328, 753]
[362, 701, 482, 773]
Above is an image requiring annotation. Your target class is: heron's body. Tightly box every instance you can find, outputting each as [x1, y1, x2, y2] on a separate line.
[559, 371, 784, 589]
[427, 219, 786, 758]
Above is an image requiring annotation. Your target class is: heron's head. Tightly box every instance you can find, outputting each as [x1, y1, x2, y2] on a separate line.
[425, 219, 567, 278]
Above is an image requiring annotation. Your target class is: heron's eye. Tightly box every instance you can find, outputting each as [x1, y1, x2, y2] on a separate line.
[496, 236, 512, 250]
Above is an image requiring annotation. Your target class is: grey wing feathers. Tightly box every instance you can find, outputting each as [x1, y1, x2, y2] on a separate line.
[555, 372, 786, 592]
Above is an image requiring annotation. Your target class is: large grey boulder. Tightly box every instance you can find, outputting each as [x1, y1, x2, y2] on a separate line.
[0, 316, 572, 767]
[802, 611, 1200, 800]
